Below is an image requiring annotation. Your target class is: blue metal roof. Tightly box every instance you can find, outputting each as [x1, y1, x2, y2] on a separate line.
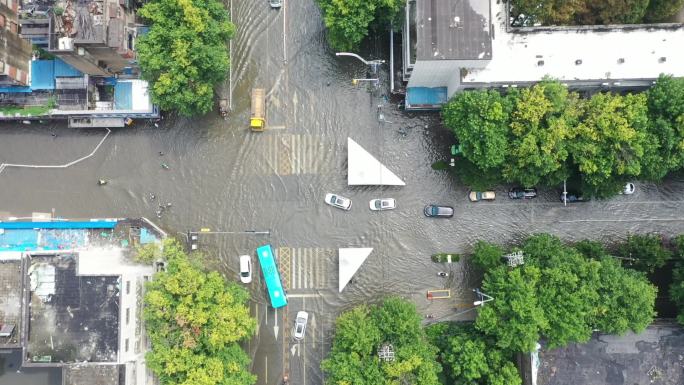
[0, 221, 118, 229]
[114, 81, 133, 109]
[30, 59, 83, 90]
[406, 87, 448, 110]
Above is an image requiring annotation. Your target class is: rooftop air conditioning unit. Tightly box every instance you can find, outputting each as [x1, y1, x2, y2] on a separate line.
[58, 37, 73, 50]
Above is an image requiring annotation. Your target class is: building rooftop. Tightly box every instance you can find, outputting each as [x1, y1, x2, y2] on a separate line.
[27, 253, 120, 364]
[0, 258, 24, 348]
[415, 0, 492, 60]
[0, 217, 164, 385]
[462, 1, 684, 85]
[63, 362, 122, 385]
[538, 322, 684, 385]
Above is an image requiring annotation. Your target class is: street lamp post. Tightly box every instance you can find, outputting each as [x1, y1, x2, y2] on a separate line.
[336, 52, 385, 75]
[473, 288, 494, 306]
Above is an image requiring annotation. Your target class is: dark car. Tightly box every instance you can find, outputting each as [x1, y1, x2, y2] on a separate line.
[560, 190, 589, 203]
[508, 187, 538, 199]
[424, 205, 454, 218]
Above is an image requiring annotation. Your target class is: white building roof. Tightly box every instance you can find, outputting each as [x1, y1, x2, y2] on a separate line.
[339, 248, 372, 292]
[463, 1, 684, 84]
[347, 138, 405, 186]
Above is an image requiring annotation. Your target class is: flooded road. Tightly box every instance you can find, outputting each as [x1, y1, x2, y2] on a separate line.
[2, 0, 684, 384]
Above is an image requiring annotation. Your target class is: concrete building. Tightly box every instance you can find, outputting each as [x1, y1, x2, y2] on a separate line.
[0, 0, 32, 86]
[47, 0, 141, 76]
[402, 0, 684, 110]
[0, 215, 166, 385]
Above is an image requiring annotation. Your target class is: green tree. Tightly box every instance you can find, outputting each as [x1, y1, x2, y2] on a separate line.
[144, 239, 257, 385]
[442, 90, 513, 171]
[476, 265, 548, 353]
[427, 322, 522, 385]
[503, 81, 579, 187]
[137, 0, 235, 116]
[322, 297, 441, 385]
[616, 234, 672, 273]
[510, 0, 588, 25]
[592, 257, 657, 333]
[645, 0, 684, 22]
[579, 0, 649, 24]
[133, 242, 162, 264]
[470, 240, 505, 271]
[316, 0, 405, 51]
[570, 92, 649, 197]
[670, 235, 684, 325]
[644, 75, 684, 178]
[474, 234, 657, 353]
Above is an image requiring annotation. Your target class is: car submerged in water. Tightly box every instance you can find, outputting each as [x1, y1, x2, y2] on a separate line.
[508, 187, 538, 199]
[423, 205, 454, 218]
[369, 198, 396, 211]
[325, 193, 352, 210]
[469, 191, 496, 202]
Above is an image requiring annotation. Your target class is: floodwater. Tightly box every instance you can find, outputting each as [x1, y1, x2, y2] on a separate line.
[2, 0, 684, 384]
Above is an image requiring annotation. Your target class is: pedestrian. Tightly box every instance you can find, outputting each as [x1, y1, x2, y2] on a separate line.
[149, 193, 156, 200]
[51, 132, 57, 137]
[159, 151, 164, 156]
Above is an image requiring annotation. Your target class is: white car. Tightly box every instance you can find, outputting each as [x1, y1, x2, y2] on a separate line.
[621, 182, 635, 195]
[293, 311, 308, 340]
[239, 255, 252, 284]
[325, 193, 352, 210]
[369, 198, 396, 211]
[269, 0, 282, 8]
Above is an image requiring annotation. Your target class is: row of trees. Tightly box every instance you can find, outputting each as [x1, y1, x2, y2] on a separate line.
[321, 297, 442, 385]
[137, 0, 235, 116]
[144, 240, 257, 385]
[315, 0, 404, 51]
[471, 234, 657, 353]
[443, 76, 684, 197]
[511, 0, 684, 26]
[427, 234, 658, 384]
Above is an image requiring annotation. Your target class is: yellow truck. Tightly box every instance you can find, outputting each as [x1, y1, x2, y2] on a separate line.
[250, 88, 265, 131]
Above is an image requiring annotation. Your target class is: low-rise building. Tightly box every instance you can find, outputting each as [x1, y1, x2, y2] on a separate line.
[402, 0, 684, 110]
[0, 0, 32, 86]
[0, 215, 166, 385]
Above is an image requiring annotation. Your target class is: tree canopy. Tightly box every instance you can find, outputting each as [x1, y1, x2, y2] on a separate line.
[137, 0, 235, 116]
[669, 235, 684, 325]
[510, 0, 681, 26]
[471, 234, 657, 353]
[615, 234, 672, 273]
[144, 239, 257, 385]
[442, 76, 684, 199]
[427, 322, 522, 385]
[315, 0, 405, 51]
[321, 297, 441, 385]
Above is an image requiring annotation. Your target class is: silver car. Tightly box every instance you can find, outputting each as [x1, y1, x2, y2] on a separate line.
[269, 0, 282, 8]
[369, 198, 396, 211]
[293, 311, 308, 340]
[325, 193, 352, 210]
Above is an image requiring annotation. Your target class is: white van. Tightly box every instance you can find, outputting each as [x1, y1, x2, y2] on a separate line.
[239, 255, 252, 283]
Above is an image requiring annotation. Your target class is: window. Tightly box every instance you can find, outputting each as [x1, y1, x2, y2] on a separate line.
[126, 308, 130, 324]
[126, 281, 131, 294]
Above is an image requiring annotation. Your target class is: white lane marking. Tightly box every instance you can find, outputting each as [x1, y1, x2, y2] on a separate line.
[287, 293, 321, 298]
[297, 248, 302, 289]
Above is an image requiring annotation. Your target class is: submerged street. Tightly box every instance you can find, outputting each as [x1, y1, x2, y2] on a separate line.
[2, 1, 684, 385]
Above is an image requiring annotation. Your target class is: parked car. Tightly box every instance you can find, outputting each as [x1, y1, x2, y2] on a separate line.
[269, 0, 282, 8]
[293, 311, 309, 340]
[508, 187, 538, 199]
[239, 255, 252, 284]
[560, 190, 589, 203]
[621, 182, 635, 195]
[369, 198, 396, 211]
[469, 191, 496, 202]
[423, 205, 454, 218]
[325, 193, 352, 210]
